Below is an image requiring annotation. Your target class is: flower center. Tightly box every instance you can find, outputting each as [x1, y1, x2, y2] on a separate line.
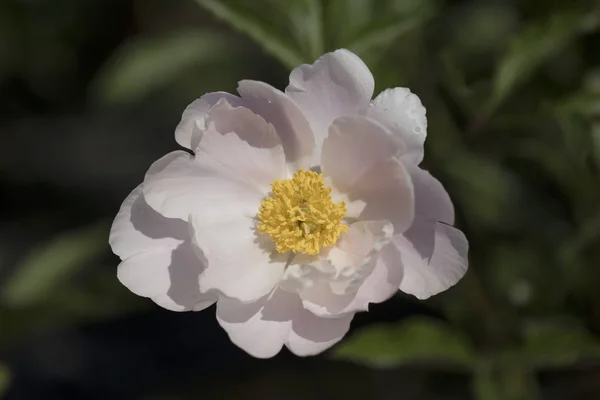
[257, 169, 348, 255]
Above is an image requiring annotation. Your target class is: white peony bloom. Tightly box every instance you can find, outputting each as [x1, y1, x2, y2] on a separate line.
[109, 49, 469, 358]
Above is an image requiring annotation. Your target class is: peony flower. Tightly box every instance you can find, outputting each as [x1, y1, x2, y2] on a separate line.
[109, 49, 469, 358]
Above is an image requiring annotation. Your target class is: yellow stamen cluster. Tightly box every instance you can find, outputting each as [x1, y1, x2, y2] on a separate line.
[257, 169, 348, 255]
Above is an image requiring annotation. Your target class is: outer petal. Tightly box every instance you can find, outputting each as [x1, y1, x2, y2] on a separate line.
[237, 80, 314, 169]
[146, 121, 288, 303]
[153, 293, 215, 312]
[109, 185, 184, 260]
[396, 223, 469, 299]
[190, 215, 286, 303]
[286, 49, 374, 154]
[216, 288, 297, 359]
[117, 246, 178, 298]
[216, 288, 353, 358]
[322, 116, 414, 233]
[391, 159, 466, 299]
[175, 92, 242, 150]
[142, 151, 264, 222]
[111, 186, 215, 311]
[404, 162, 454, 225]
[199, 100, 287, 192]
[117, 242, 215, 311]
[365, 88, 427, 164]
[287, 308, 354, 356]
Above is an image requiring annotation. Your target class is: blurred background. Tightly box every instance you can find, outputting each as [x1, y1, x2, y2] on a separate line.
[1, 0, 600, 398]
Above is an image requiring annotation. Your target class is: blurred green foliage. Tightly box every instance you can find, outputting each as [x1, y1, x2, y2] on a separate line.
[0, 365, 9, 398]
[1, 0, 600, 399]
[2, 224, 108, 307]
[334, 317, 476, 369]
[91, 29, 247, 105]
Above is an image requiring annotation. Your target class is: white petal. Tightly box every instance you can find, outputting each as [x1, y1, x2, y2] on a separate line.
[335, 220, 394, 257]
[149, 111, 286, 221]
[216, 288, 298, 358]
[327, 220, 393, 295]
[190, 215, 286, 303]
[287, 308, 354, 356]
[322, 115, 403, 193]
[281, 221, 392, 298]
[109, 185, 184, 260]
[404, 162, 454, 225]
[237, 80, 314, 169]
[286, 49, 374, 155]
[117, 247, 174, 298]
[322, 118, 414, 232]
[153, 293, 215, 312]
[217, 287, 354, 357]
[299, 282, 357, 317]
[300, 245, 403, 318]
[300, 221, 397, 317]
[352, 243, 404, 304]
[365, 88, 427, 164]
[198, 100, 287, 192]
[157, 243, 216, 311]
[351, 157, 415, 233]
[117, 242, 215, 311]
[175, 92, 242, 150]
[110, 186, 215, 311]
[142, 151, 263, 222]
[279, 256, 335, 293]
[396, 223, 469, 299]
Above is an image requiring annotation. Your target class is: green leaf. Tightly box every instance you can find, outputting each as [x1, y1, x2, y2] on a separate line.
[286, 0, 324, 60]
[557, 92, 600, 117]
[556, 107, 595, 170]
[333, 317, 475, 369]
[521, 320, 600, 368]
[195, 0, 305, 69]
[555, 68, 600, 184]
[513, 136, 594, 208]
[0, 275, 149, 346]
[254, 0, 324, 61]
[473, 353, 540, 400]
[0, 363, 10, 398]
[445, 153, 524, 230]
[489, 11, 599, 113]
[592, 122, 600, 169]
[1, 223, 108, 307]
[0, 269, 148, 345]
[324, 0, 372, 47]
[91, 30, 243, 104]
[346, 0, 437, 54]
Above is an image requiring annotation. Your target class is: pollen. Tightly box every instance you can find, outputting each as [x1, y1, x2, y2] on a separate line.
[257, 169, 348, 255]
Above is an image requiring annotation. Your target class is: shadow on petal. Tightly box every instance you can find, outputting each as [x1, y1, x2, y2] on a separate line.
[129, 192, 188, 240]
[166, 242, 212, 310]
[396, 222, 468, 299]
[379, 243, 404, 288]
[217, 294, 267, 324]
[301, 282, 355, 315]
[261, 288, 300, 322]
[252, 227, 290, 265]
[403, 219, 436, 262]
[128, 191, 213, 310]
[291, 307, 353, 343]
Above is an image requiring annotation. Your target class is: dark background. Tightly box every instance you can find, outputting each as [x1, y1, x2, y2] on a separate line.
[1, 0, 600, 398]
